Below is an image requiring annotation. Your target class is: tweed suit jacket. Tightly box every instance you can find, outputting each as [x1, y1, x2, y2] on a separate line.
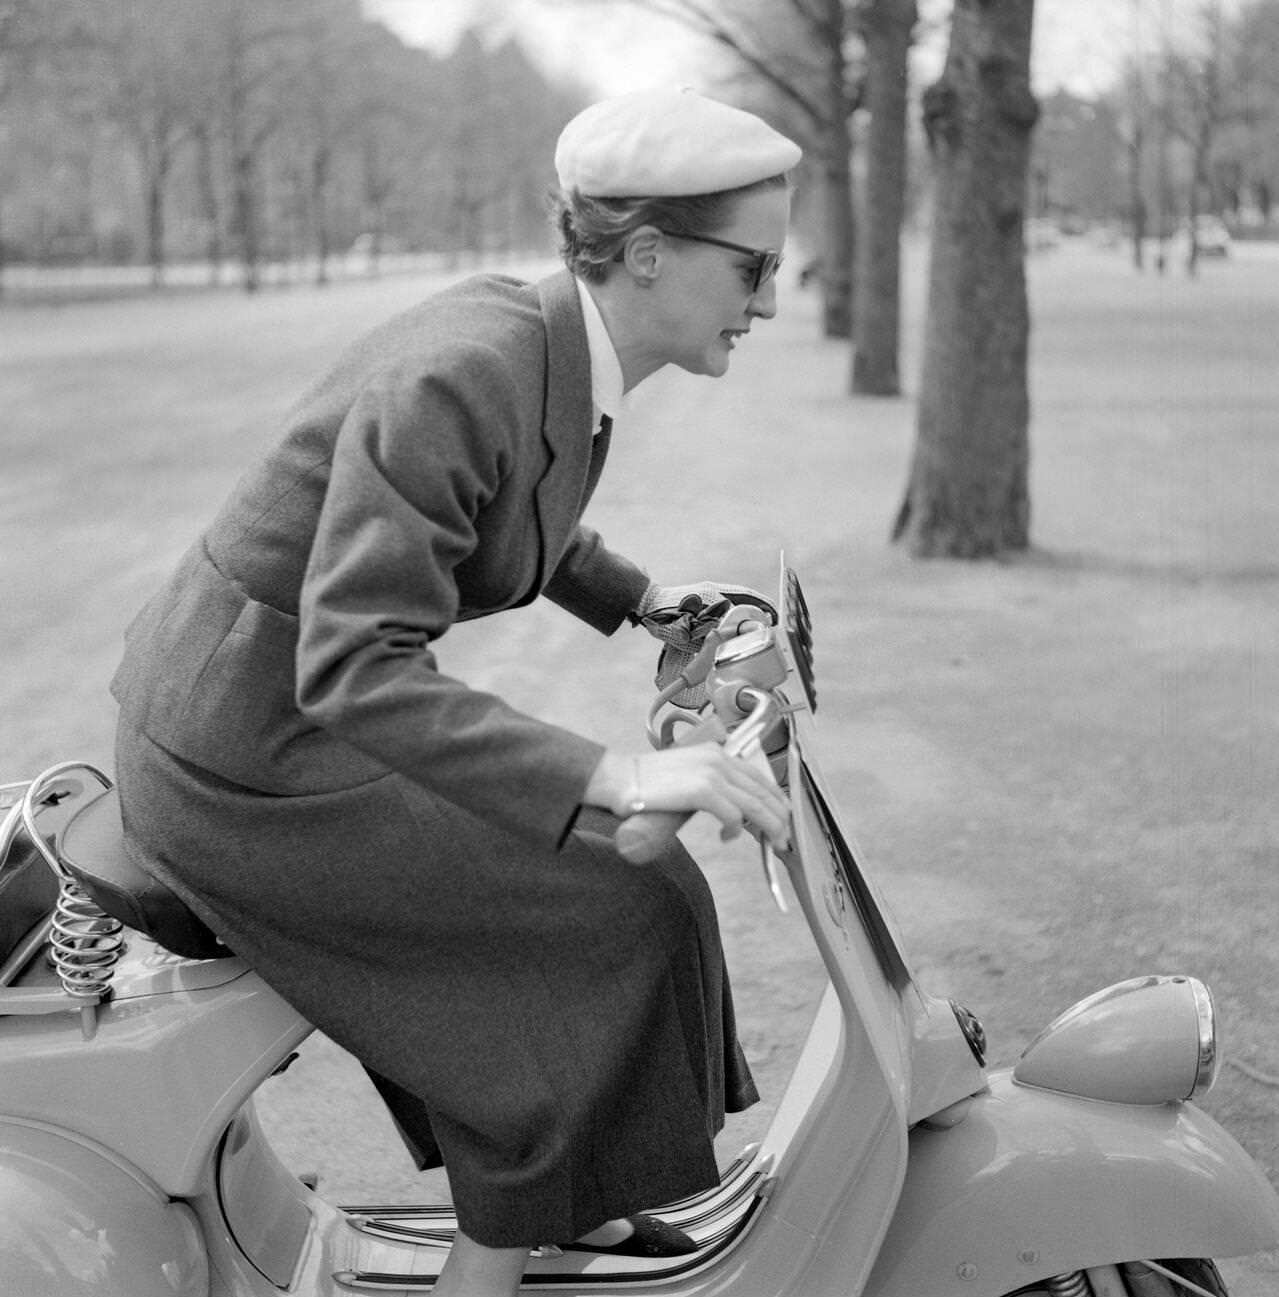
[111, 270, 651, 850]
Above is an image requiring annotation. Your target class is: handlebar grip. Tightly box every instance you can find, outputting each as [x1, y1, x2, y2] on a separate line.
[615, 808, 694, 864]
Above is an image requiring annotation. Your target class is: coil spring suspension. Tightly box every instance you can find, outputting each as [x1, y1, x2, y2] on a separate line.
[18, 761, 120, 1007]
[49, 875, 124, 1000]
[1044, 1274, 1091, 1297]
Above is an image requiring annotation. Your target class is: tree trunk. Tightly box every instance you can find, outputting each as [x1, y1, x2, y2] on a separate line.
[144, 145, 171, 289]
[1128, 123, 1146, 272]
[852, 0, 916, 396]
[892, 0, 1038, 558]
[187, 127, 222, 284]
[819, 8, 855, 340]
[311, 144, 332, 287]
[1186, 162, 1201, 279]
[1185, 125, 1213, 279]
[820, 151, 855, 338]
[233, 149, 261, 293]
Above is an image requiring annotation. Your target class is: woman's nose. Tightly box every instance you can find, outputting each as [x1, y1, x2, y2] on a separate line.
[749, 276, 779, 319]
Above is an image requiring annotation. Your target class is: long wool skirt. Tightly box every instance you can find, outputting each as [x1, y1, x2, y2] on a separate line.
[113, 721, 758, 1248]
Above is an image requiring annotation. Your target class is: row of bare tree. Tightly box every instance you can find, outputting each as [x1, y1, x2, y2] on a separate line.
[0, 0, 1122, 557]
[0, 0, 1041, 556]
[1111, 0, 1279, 275]
[0, 0, 586, 290]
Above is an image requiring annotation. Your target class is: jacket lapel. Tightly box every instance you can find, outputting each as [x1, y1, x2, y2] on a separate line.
[532, 271, 599, 588]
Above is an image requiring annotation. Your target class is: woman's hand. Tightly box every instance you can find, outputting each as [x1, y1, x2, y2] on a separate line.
[633, 581, 777, 635]
[631, 581, 776, 710]
[585, 745, 790, 853]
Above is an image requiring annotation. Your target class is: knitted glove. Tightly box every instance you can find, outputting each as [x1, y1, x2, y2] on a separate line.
[634, 581, 776, 708]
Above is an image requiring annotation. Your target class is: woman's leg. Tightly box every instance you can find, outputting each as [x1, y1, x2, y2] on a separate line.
[576, 1219, 638, 1247]
[433, 1231, 530, 1297]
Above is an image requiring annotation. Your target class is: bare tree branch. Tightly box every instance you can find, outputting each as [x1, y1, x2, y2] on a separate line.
[550, 0, 831, 125]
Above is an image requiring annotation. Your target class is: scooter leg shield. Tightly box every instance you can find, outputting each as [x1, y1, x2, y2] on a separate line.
[0, 1118, 209, 1297]
[863, 1071, 1279, 1297]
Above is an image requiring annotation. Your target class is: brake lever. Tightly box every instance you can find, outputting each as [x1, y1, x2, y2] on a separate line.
[721, 691, 790, 914]
[760, 842, 788, 914]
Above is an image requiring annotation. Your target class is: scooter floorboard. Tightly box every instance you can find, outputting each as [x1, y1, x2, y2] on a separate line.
[333, 1209, 763, 1291]
[338, 1144, 762, 1225]
[332, 1146, 772, 1291]
[346, 1167, 769, 1247]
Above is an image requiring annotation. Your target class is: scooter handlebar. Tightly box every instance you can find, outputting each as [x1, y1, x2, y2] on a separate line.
[615, 685, 781, 866]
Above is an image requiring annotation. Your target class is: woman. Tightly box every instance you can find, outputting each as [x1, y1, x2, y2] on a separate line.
[110, 87, 800, 1297]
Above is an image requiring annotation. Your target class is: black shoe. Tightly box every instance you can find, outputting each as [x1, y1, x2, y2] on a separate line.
[568, 1214, 698, 1257]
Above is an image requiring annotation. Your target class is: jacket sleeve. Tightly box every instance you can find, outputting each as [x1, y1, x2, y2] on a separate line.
[542, 525, 651, 634]
[293, 350, 606, 850]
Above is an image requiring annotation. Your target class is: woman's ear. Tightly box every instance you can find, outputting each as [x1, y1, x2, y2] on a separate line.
[621, 225, 663, 287]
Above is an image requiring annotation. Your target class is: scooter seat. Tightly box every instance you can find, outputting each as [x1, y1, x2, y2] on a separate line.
[59, 788, 232, 961]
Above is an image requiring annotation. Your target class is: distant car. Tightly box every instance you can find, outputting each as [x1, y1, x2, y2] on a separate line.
[1193, 215, 1231, 258]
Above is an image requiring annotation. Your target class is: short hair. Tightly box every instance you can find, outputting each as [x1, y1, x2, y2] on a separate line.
[550, 173, 791, 283]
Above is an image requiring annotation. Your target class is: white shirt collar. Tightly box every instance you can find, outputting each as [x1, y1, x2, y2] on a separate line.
[574, 277, 624, 426]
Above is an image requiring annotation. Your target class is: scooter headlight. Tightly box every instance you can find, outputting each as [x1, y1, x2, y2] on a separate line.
[1013, 975, 1218, 1105]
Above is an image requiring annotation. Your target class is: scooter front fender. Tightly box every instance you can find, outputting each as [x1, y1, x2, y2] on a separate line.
[0, 1118, 209, 1297]
[865, 1070, 1279, 1297]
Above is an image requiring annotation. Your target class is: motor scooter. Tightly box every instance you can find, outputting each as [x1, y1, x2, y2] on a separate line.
[3, 558, 1278, 1296]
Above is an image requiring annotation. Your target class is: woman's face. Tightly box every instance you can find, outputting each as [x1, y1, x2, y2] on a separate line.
[653, 185, 793, 379]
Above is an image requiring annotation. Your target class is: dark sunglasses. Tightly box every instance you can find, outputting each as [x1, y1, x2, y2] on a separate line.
[659, 230, 783, 294]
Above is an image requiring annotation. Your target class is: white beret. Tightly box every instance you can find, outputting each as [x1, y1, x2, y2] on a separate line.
[555, 87, 802, 198]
